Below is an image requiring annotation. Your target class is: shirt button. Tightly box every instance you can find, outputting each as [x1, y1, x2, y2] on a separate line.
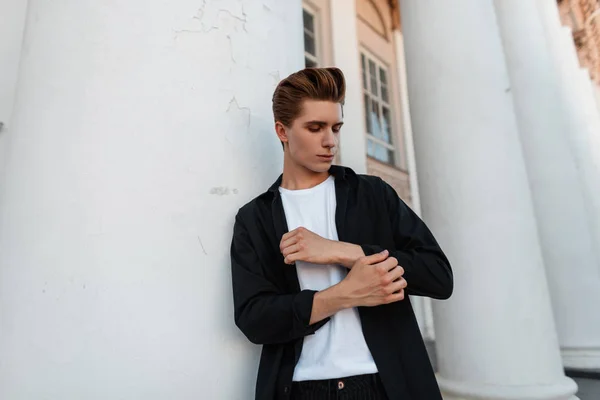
[338, 381, 345, 390]
[284, 386, 290, 395]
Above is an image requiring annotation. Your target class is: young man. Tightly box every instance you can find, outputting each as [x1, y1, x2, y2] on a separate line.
[231, 67, 453, 400]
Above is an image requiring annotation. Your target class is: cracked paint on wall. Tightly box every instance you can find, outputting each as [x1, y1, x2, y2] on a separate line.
[224, 96, 252, 145]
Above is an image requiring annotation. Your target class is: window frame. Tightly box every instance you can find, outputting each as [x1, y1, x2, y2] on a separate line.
[302, 4, 321, 67]
[360, 48, 397, 165]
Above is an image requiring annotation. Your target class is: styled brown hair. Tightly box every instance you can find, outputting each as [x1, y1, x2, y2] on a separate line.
[272, 67, 346, 127]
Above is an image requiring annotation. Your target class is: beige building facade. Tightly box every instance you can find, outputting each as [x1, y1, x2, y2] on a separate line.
[304, 0, 412, 202]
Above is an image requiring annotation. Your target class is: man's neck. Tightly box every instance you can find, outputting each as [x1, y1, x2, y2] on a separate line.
[280, 156, 330, 191]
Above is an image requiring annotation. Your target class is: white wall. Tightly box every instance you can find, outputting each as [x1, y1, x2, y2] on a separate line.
[0, 1, 303, 398]
[0, 0, 28, 183]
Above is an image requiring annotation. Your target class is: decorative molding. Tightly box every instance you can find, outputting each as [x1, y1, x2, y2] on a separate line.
[387, 0, 401, 31]
[357, 0, 390, 40]
[562, 347, 600, 370]
[357, 15, 388, 41]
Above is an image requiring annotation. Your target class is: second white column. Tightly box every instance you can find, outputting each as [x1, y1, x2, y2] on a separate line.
[399, 0, 577, 398]
[494, 0, 600, 372]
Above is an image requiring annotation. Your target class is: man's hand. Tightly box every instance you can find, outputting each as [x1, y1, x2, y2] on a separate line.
[280, 227, 364, 267]
[309, 250, 407, 324]
[338, 250, 407, 307]
[280, 227, 334, 265]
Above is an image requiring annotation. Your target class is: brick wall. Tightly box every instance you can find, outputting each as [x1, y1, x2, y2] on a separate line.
[558, 0, 600, 84]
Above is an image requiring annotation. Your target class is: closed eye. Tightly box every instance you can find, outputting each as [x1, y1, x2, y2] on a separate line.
[304, 121, 343, 133]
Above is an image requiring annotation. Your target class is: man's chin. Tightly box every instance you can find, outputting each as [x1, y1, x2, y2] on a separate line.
[313, 165, 333, 173]
[303, 162, 331, 174]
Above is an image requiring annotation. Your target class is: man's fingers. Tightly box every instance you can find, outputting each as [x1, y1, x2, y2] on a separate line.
[280, 227, 310, 250]
[386, 265, 405, 282]
[284, 253, 299, 265]
[394, 278, 407, 291]
[383, 257, 399, 271]
[383, 278, 405, 295]
[361, 250, 389, 266]
[384, 288, 405, 303]
[280, 236, 300, 252]
[281, 226, 306, 242]
[400, 278, 407, 289]
[375, 257, 398, 275]
[281, 227, 301, 243]
[282, 244, 301, 258]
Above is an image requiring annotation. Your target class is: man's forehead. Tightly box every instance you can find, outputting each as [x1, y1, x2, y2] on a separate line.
[298, 100, 343, 120]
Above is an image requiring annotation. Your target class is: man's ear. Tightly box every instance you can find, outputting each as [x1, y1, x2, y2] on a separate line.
[275, 122, 289, 145]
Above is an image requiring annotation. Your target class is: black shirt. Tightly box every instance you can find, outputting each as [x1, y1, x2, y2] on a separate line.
[230, 165, 453, 400]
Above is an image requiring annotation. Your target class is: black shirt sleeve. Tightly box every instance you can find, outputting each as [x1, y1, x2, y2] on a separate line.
[231, 214, 330, 345]
[360, 178, 453, 300]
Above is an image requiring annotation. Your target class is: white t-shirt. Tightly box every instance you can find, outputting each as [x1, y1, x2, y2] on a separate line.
[279, 175, 378, 381]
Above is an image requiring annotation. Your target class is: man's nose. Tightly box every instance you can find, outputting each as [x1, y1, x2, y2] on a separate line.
[323, 129, 336, 148]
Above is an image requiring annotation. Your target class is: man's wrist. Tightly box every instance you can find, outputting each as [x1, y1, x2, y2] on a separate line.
[311, 283, 354, 324]
[333, 242, 365, 268]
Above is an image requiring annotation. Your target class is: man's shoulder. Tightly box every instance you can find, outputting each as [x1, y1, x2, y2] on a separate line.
[333, 165, 385, 188]
[355, 172, 385, 187]
[235, 193, 270, 224]
[236, 185, 273, 224]
[351, 171, 402, 207]
[352, 171, 388, 195]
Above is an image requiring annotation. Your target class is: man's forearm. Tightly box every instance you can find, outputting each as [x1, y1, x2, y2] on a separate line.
[331, 241, 365, 268]
[309, 283, 354, 325]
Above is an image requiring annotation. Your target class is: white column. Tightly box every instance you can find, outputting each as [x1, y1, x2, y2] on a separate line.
[392, 30, 421, 217]
[537, 0, 600, 293]
[576, 68, 600, 177]
[0, 0, 303, 398]
[595, 83, 600, 116]
[539, 3, 600, 368]
[392, 29, 434, 340]
[559, 40, 600, 270]
[330, 0, 367, 174]
[399, 1, 577, 399]
[494, 0, 600, 372]
[0, 0, 28, 182]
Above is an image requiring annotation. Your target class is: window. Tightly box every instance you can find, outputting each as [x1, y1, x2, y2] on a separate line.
[361, 51, 395, 164]
[303, 8, 319, 67]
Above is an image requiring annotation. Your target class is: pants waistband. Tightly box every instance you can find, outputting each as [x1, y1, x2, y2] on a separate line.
[292, 373, 381, 389]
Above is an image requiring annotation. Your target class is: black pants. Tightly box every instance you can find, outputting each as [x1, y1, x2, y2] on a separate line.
[290, 373, 389, 400]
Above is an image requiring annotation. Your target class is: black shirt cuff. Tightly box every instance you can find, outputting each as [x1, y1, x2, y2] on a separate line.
[293, 289, 330, 337]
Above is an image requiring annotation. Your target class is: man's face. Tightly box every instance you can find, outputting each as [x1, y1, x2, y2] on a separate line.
[278, 100, 343, 173]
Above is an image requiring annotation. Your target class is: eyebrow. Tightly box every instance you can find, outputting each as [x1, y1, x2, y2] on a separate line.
[304, 120, 344, 126]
